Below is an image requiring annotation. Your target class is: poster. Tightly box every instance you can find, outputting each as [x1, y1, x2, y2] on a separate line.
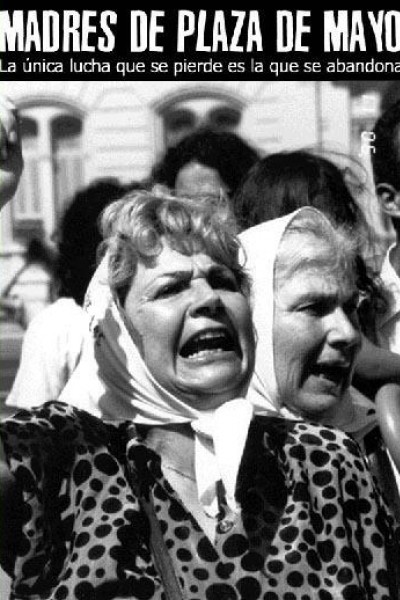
[1, 7, 400, 599]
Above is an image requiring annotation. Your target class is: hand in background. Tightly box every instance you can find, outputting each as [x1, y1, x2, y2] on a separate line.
[0, 96, 23, 210]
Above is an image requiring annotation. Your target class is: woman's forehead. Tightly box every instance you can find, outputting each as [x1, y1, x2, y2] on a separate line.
[278, 265, 356, 296]
[281, 227, 332, 254]
[275, 230, 356, 285]
[278, 228, 348, 266]
[147, 244, 217, 269]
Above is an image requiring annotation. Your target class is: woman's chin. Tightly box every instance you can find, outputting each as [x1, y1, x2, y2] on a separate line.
[287, 389, 347, 423]
[175, 362, 248, 409]
[180, 352, 245, 381]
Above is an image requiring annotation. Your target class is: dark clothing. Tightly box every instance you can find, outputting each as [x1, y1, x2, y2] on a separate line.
[0, 402, 398, 599]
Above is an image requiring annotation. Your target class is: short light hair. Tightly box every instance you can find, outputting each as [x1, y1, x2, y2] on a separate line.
[100, 188, 250, 304]
[275, 210, 360, 289]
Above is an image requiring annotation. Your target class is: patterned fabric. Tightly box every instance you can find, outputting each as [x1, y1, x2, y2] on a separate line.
[58, 252, 254, 518]
[1, 402, 398, 600]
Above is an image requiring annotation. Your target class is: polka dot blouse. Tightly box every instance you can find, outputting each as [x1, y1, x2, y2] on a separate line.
[0, 401, 398, 599]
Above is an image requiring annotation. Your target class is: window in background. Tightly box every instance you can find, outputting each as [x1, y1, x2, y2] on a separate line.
[12, 105, 84, 244]
[162, 97, 242, 148]
[12, 117, 42, 241]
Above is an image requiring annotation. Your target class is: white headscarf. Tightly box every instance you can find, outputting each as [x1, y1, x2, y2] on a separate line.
[60, 254, 253, 516]
[239, 208, 377, 440]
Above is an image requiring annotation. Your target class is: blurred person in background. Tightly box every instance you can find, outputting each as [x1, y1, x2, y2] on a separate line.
[150, 128, 260, 201]
[0, 236, 57, 328]
[5, 179, 133, 409]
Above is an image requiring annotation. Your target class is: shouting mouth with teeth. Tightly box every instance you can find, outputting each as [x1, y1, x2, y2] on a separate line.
[123, 245, 254, 410]
[179, 327, 240, 362]
[303, 361, 354, 398]
[174, 319, 250, 408]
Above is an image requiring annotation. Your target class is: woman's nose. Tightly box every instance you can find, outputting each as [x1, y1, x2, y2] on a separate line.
[326, 307, 361, 349]
[188, 280, 223, 317]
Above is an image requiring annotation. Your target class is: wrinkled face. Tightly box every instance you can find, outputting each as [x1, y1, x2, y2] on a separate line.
[273, 234, 361, 422]
[123, 241, 254, 410]
[175, 161, 228, 198]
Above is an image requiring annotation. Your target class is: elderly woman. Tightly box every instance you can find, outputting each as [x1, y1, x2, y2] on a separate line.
[240, 207, 400, 595]
[240, 206, 374, 435]
[0, 192, 397, 599]
[233, 149, 400, 396]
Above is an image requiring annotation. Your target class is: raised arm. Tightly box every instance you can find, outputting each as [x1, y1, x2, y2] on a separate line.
[0, 96, 23, 210]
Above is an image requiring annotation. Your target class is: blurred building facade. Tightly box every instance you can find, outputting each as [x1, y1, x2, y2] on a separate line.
[1, 79, 398, 318]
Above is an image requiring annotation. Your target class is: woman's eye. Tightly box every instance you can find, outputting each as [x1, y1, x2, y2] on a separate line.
[155, 280, 187, 298]
[344, 298, 360, 317]
[210, 272, 239, 291]
[300, 302, 328, 317]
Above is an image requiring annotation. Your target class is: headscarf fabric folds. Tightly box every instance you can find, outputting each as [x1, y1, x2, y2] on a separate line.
[61, 207, 375, 516]
[238, 208, 377, 439]
[60, 253, 252, 517]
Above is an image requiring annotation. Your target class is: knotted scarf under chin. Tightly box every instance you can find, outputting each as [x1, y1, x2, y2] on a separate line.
[192, 398, 253, 517]
[60, 255, 254, 517]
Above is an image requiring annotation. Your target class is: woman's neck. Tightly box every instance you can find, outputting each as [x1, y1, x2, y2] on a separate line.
[144, 423, 196, 479]
[143, 423, 226, 543]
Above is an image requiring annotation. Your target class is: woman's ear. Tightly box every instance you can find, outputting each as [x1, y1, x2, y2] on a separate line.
[376, 183, 400, 217]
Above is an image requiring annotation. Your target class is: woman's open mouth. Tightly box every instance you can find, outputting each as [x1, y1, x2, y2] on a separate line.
[179, 328, 240, 361]
[311, 363, 350, 387]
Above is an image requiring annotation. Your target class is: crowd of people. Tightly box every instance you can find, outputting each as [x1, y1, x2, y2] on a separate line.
[0, 94, 400, 599]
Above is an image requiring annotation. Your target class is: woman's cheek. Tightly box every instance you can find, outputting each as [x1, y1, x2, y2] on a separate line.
[278, 358, 302, 407]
